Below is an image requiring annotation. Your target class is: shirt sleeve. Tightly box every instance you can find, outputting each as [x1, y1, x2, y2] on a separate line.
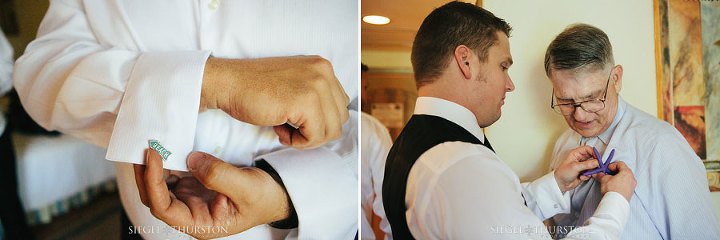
[13, 0, 210, 170]
[0, 29, 12, 95]
[413, 153, 630, 240]
[521, 171, 572, 220]
[634, 131, 720, 239]
[254, 110, 358, 240]
[361, 113, 393, 239]
[563, 192, 630, 240]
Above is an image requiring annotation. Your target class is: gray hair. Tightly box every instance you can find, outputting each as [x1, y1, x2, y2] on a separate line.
[544, 24, 614, 76]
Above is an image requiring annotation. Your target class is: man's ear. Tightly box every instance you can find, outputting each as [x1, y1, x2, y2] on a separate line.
[611, 65, 623, 93]
[454, 45, 472, 80]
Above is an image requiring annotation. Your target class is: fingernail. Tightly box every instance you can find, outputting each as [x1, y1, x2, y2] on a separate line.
[187, 152, 203, 172]
[148, 148, 158, 159]
[144, 149, 149, 163]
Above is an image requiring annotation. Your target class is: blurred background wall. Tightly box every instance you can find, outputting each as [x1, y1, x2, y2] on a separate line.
[5, 0, 47, 58]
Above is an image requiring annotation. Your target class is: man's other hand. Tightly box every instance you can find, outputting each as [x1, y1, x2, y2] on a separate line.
[554, 146, 599, 192]
[201, 55, 350, 150]
[134, 150, 291, 239]
[593, 161, 637, 202]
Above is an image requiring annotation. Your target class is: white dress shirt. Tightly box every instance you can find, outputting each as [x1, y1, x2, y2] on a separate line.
[0, 28, 13, 135]
[405, 97, 630, 239]
[360, 112, 393, 240]
[13, 1, 358, 239]
[548, 97, 720, 239]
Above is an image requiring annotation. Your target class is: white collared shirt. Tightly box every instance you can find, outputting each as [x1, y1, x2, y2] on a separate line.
[549, 97, 720, 239]
[405, 97, 630, 239]
[14, 1, 358, 239]
[0, 28, 12, 135]
[361, 112, 393, 239]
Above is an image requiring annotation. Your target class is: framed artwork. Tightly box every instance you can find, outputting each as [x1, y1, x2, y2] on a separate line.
[654, 0, 720, 191]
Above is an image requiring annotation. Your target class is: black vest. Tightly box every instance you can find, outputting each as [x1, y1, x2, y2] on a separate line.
[382, 114, 493, 239]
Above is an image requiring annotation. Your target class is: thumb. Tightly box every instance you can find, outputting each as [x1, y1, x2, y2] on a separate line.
[187, 152, 246, 195]
[608, 161, 625, 171]
[579, 158, 600, 171]
[567, 146, 594, 163]
[187, 152, 290, 225]
[593, 172, 606, 182]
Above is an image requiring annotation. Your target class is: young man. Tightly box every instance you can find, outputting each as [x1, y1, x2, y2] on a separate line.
[382, 2, 637, 239]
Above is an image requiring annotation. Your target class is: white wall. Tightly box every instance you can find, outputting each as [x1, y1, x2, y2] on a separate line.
[362, 50, 412, 70]
[483, 0, 657, 179]
[362, 0, 720, 226]
[483, 0, 720, 225]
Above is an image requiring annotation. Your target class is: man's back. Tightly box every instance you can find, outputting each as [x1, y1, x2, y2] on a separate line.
[383, 113, 484, 239]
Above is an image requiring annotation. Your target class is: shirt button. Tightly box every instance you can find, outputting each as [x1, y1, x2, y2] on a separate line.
[208, 0, 219, 10]
[554, 204, 559, 208]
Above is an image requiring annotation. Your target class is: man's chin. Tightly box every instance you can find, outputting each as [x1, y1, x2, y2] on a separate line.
[573, 127, 600, 138]
[478, 112, 501, 128]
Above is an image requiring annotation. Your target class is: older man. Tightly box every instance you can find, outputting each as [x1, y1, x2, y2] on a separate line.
[545, 23, 720, 239]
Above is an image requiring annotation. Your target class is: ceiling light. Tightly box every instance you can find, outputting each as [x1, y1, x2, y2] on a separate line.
[362, 15, 390, 25]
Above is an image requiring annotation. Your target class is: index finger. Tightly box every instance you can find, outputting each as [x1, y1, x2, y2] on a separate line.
[291, 98, 325, 149]
[133, 151, 149, 207]
[593, 172, 607, 182]
[574, 158, 600, 172]
[145, 149, 172, 213]
[607, 161, 628, 172]
[568, 146, 595, 162]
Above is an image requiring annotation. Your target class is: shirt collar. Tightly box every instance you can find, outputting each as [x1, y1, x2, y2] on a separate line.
[580, 96, 627, 145]
[413, 97, 486, 144]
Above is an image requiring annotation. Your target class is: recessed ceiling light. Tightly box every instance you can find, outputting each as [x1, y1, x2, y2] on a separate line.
[362, 15, 390, 25]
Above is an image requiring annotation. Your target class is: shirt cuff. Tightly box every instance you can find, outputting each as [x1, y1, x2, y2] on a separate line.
[526, 171, 571, 218]
[592, 191, 631, 228]
[106, 50, 211, 171]
[256, 147, 357, 240]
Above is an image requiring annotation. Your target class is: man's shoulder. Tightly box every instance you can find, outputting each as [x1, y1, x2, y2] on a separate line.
[361, 112, 390, 141]
[416, 141, 503, 176]
[619, 102, 701, 172]
[622, 103, 683, 144]
[361, 112, 384, 129]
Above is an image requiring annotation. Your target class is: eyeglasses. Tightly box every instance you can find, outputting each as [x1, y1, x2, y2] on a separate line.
[550, 72, 611, 115]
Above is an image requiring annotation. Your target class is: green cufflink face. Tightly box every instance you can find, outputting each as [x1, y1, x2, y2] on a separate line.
[149, 139, 172, 161]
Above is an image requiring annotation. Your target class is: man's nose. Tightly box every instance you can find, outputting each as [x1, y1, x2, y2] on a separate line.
[573, 106, 593, 121]
[506, 76, 515, 92]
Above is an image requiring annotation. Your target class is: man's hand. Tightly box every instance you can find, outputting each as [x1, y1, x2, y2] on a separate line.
[554, 146, 600, 192]
[593, 161, 637, 202]
[134, 150, 291, 239]
[201, 55, 350, 150]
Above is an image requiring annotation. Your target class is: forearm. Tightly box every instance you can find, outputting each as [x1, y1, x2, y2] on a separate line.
[254, 160, 297, 228]
[15, 0, 212, 156]
[200, 56, 227, 112]
[15, 36, 139, 146]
